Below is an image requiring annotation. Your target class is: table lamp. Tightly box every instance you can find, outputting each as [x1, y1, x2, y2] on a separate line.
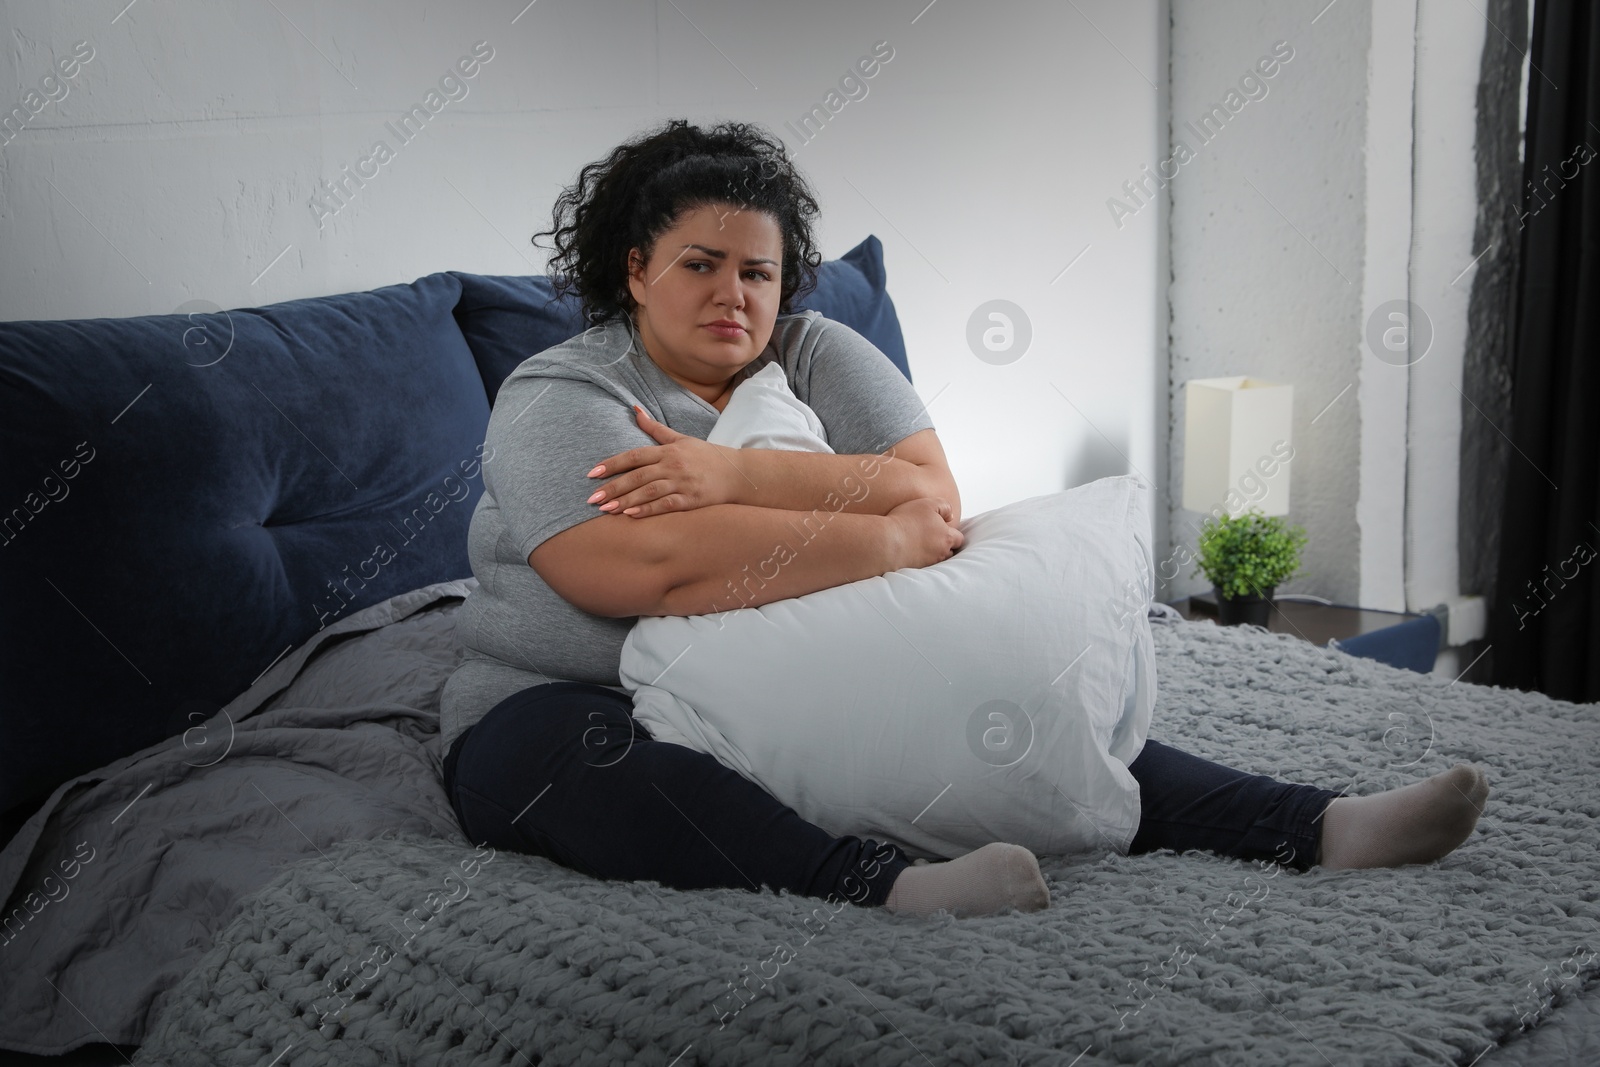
[1181, 375, 1294, 518]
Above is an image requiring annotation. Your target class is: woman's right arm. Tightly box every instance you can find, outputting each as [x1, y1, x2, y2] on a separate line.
[529, 498, 960, 618]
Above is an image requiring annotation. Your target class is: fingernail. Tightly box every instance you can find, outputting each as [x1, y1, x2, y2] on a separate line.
[586, 465, 605, 477]
[599, 501, 619, 511]
[586, 490, 605, 503]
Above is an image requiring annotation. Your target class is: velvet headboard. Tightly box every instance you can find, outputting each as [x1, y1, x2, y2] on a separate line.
[0, 273, 490, 815]
[0, 234, 913, 820]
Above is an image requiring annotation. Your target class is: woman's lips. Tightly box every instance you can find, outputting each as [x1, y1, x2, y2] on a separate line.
[704, 324, 745, 339]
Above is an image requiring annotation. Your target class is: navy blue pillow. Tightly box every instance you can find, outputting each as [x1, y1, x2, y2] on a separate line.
[450, 233, 912, 406]
[0, 272, 490, 815]
[448, 273, 578, 407]
[791, 234, 913, 385]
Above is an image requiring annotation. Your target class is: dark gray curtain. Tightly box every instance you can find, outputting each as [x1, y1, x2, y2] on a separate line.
[1459, 0, 1527, 686]
[1485, 0, 1600, 703]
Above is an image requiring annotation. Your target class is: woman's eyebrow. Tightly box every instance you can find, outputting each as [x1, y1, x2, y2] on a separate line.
[681, 243, 779, 267]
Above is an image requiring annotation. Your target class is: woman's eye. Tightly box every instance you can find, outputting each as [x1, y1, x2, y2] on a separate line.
[687, 262, 770, 281]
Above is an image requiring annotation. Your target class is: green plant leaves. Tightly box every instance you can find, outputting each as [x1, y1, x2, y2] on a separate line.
[1190, 508, 1308, 601]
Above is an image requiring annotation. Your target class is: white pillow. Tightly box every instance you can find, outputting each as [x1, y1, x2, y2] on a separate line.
[706, 360, 833, 453]
[620, 370, 1155, 861]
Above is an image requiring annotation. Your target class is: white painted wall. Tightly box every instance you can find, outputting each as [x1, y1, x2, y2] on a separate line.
[1356, 0, 1417, 614]
[1406, 0, 1491, 678]
[0, 0, 1168, 547]
[1168, 0, 1496, 664]
[1168, 1, 1372, 606]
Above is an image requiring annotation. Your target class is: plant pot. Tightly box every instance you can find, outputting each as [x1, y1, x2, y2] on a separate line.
[1213, 584, 1275, 627]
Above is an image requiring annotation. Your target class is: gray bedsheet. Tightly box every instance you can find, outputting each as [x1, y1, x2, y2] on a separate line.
[0, 580, 476, 1056]
[2, 581, 1598, 1065]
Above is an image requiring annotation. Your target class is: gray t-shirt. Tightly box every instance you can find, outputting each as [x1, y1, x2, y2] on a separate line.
[439, 308, 936, 754]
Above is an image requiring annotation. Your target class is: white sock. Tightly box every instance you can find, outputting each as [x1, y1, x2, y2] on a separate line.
[882, 842, 1050, 917]
[1317, 763, 1490, 869]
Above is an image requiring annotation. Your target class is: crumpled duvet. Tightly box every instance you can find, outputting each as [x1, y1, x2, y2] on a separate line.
[0, 579, 475, 1056]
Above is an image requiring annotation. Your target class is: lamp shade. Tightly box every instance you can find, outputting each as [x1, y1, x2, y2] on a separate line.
[1181, 376, 1294, 518]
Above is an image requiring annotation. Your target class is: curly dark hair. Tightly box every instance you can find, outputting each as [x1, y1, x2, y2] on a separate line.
[532, 118, 823, 327]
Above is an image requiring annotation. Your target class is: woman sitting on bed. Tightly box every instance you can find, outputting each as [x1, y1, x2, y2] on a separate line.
[437, 118, 1490, 918]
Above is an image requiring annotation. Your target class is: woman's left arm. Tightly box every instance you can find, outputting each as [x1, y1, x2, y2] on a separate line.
[587, 419, 962, 524]
[721, 428, 962, 525]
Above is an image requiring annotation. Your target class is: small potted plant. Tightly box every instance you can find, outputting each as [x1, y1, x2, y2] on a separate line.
[1192, 508, 1309, 626]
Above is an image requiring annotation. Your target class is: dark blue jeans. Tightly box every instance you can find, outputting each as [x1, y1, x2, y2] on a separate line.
[442, 682, 1341, 907]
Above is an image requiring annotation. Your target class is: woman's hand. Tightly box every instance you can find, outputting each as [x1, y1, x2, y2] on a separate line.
[885, 497, 964, 570]
[584, 405, 748, 518]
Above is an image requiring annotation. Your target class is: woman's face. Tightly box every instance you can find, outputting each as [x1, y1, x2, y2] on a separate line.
[626, 202, 783, 409]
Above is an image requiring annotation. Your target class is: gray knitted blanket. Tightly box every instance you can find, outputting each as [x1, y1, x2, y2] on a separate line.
[133, 618, 1600, 1066]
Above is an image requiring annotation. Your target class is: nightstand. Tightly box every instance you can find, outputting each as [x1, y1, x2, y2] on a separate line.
[1167, 593, 1443, 674]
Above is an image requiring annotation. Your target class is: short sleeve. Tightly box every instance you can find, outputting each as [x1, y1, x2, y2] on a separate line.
[480, 375, 654, 559]
[800, 315, 935, 457]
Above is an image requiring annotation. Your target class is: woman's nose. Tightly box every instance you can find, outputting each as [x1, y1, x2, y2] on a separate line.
[713, 271, 745, 308]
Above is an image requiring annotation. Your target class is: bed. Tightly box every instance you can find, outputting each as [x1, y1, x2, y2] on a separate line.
[2, 240, 1597, 1066]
